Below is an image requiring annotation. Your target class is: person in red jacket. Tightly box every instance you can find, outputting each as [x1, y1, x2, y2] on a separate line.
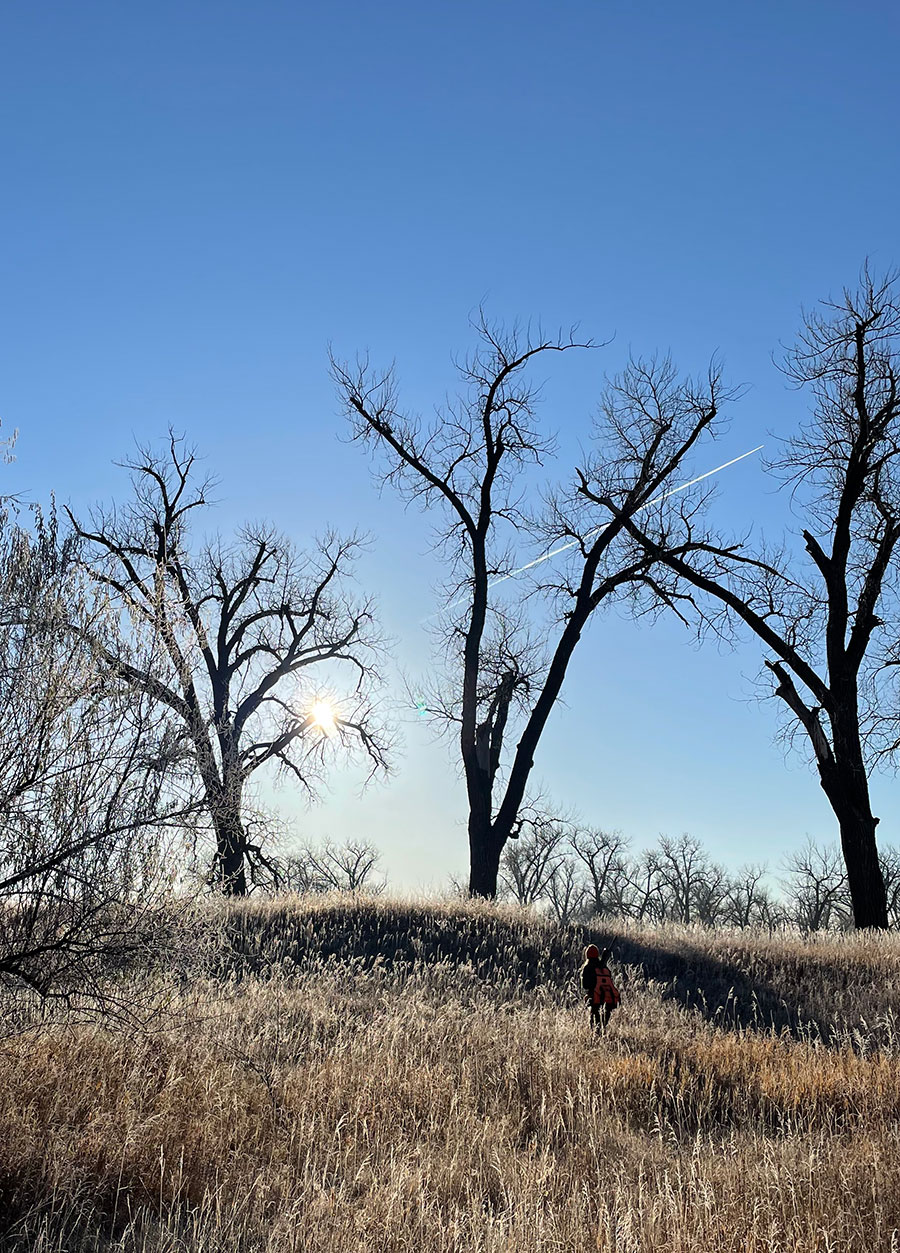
[581, 944, 621, 1030]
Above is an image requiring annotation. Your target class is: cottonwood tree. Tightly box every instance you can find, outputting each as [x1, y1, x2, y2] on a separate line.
[544, 856, 588, 925]
[617, 847, 665, 922]
[70, 436, 388, 896]
[651, 833, 729, 926]
[780, 839, 852, 931]
[722, 863, 784, 929]
[570, 827, 632, 918]
[590, 270, 900, 927]
[334, 320, 731, 896]
[0, 506, 187, 1009]
[499, 806, 570, 905]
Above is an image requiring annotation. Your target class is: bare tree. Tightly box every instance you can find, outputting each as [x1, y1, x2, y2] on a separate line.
[499, 807, 569, 906]
[722, 863, 784, 929]
[0, 506, 189, 1009]
[781, 839, 852, 932]
[334, 321, 730, 896]
[648, 833, 728, 926]
[691, 863, 733, 927]
[621, 846, 666, 923]
[588, 270, 900, 927]
[569, 827, 632, 918]
[544, 856, 589, 926]
[70, 436, 389, 896]
[276, 837, 384, 894]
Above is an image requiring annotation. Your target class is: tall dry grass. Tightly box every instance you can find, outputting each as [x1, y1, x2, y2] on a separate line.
[2, 895, 899, 1252]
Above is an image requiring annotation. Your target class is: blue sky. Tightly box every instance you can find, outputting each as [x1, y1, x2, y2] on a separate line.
[2, 1, 899, 888]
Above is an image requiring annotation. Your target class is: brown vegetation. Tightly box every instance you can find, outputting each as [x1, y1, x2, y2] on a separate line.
[2, 897, 899, 1251]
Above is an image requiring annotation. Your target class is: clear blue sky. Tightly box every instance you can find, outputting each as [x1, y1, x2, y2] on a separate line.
[2, 1, 899, 889]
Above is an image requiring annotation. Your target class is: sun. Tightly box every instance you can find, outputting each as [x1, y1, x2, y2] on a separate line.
[309, 700, 337, 736]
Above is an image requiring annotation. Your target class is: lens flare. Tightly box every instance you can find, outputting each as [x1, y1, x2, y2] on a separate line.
[310, 700, 337, 736]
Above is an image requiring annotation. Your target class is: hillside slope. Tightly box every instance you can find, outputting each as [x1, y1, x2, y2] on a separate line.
[2, 896, 899, 1252]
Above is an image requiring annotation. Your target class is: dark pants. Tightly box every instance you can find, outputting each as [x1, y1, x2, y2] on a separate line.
[589, 1001, 613, 1030]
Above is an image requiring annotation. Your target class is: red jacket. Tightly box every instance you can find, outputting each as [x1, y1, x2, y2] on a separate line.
[581, 960, 621, 1006]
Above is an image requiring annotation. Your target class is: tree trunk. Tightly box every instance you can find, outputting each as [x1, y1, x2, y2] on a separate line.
[819, 765, 888, 929]
[467, 810, 503, 898]
[212, 797, 248, 897]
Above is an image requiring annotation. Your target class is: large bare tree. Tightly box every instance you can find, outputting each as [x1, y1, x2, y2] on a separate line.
[334, 319, 732, 896]
[70, 436, 388, 895]
[587, 269, 900, 928]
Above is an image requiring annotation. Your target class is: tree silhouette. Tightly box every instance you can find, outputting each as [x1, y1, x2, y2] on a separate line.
[334, 319, 731, 896]
[70, 435, 388, 895]
[591, 270, 900, 927]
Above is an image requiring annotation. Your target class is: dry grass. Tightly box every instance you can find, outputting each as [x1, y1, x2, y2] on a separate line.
[2, 896, 900, 1252]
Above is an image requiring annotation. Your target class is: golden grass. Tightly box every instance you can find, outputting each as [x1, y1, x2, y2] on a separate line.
[2, 896, 899, 1251]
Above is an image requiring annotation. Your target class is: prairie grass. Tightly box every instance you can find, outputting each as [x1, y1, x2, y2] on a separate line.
[2, 895, 899, 1252]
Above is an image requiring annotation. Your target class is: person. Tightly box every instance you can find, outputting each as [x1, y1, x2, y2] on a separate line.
[581, 943, 621, 1030]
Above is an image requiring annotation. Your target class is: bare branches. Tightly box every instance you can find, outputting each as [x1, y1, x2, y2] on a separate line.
[332, 319, 593, 562]
[587, 269, 900, 928]
[71, 433, 390, 894]
[0, 509, 194, 1012]
[272, 838, 384, 895]
[500, 805, 571, 906]
[337, 318, 734, 896]
[497, 817, 796, 930]
[780, 840, 852, 932]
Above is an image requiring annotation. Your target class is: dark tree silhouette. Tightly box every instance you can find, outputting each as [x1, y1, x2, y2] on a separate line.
[334, 319, 731, 896]
[587, 270, 900, 928]
[70, 436, 388, 895]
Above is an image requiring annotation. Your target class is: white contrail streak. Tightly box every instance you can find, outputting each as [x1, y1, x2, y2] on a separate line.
[488, 443, 765, 590]
[430, 444, 763, 618]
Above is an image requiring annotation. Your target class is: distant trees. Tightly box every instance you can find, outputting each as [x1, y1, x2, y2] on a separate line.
[593, 271, 900, 928]
[272, 837, 384, 895]
[780, 839, 852, 931]
[724, 862, 782, 930]
[499, 807, 571, 906]
[334, 321, 732, 897]
[569, 827, 632, 918]
[498, 819, 896, 932]
[70, 436, 389, 896]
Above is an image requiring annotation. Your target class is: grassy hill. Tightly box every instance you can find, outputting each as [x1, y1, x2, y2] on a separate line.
[2, 896, 899, 1251]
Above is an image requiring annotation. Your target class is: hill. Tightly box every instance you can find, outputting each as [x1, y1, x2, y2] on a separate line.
[2, 896, 899, 1251]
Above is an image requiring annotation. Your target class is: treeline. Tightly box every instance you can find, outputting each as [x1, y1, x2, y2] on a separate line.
[499, 817, 900, 931]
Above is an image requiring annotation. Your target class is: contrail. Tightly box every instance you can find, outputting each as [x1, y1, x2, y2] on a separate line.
[488, 443, 764, 590]
[429, 444, 763, 618]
